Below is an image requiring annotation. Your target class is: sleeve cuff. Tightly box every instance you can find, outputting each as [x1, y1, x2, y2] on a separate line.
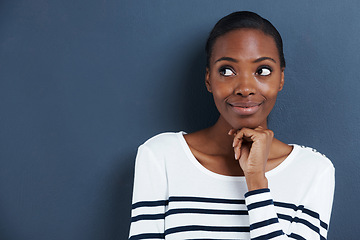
[245, 188, 273, 211]
[244, 188, 270, 198]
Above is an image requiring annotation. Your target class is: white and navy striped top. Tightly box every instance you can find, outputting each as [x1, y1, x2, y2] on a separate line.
[129, 132, 335, 240]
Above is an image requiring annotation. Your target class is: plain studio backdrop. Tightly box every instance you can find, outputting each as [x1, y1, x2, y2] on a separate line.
[0, 0, 359, 239]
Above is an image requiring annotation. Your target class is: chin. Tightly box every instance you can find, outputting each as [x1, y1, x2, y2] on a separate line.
[229, 118, 267, 130]
[232, 123, 260, 130]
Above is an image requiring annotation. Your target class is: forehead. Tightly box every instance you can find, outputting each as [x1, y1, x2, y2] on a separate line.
[211, 29, 279, 64]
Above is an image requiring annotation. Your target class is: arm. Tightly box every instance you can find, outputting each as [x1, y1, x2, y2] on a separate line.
[128, 145, 168, 240]
[245, 174, 334, 240]
[245, 170, 334, 240]
[230, 128, 335, 239]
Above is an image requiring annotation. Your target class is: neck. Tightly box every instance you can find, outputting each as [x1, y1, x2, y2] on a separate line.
[206, 116, 239, 152]
[206, 116, 270, 152]
[198, 116, 290, 164]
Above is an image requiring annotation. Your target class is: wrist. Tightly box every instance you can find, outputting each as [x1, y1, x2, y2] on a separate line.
[245, 173, 268, 191]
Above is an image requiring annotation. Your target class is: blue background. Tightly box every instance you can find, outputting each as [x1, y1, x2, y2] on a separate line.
[0, 0, 359, 239]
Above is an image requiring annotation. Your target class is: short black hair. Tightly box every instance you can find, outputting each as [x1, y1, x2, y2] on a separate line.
[205, 11, 285, 68]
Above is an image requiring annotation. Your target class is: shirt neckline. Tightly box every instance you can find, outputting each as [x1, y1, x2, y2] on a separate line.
[177, 131, 298, 181]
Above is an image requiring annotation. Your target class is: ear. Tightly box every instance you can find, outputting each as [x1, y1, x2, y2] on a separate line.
[205, 67, 212, 92]
[278, 68, 285, 91]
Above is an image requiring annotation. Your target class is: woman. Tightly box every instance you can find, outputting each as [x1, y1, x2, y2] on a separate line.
[129, 11, 334, 240]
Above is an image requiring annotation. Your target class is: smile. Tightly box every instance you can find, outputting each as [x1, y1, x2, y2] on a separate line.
[228, 102, 263, 116]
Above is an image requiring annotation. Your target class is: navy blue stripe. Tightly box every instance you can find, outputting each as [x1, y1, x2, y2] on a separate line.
[275, 202, 328, 230]
[169, 196, 245, 204]
[303, 208, 328, 230]
[274, 201, 298, 211]
[244, 188, 270, 198]
[165, 208, 248, 216]
[320, 220, 328, 230]
[250, 218, 278, 230]
[164, 225, 250, 236]
[277, 213, 293, 222]
[278, 214, 320, 235]
[132, 197, 328, 234]
[302, 207, 319, 218]
[252, 230, 283, 240]
[294, 217, 319, 234]
[131, 213, 165, 223]
[132, 200, 168, 210]
[247, 199, 273, 211]
[129, 233, 164, 240]
[288, 233, 306, 240]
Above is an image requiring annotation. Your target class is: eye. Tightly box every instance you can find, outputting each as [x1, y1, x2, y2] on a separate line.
[219, 67, 236, 76]
[257, 67, 272, 76]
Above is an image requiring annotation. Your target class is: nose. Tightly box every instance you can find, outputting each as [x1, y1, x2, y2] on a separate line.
[234, 73, 256, 97]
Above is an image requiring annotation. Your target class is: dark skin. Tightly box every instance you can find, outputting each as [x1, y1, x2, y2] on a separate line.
[184, 29, 293, 191]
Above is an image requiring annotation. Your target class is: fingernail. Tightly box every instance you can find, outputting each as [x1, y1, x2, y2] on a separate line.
[234, 152, 238, 159]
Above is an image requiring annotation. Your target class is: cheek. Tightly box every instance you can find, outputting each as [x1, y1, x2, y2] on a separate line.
[261, 87, 280, 99]
[212, 88, 226, 97]
[258, 79, 282, 97]
[210, 82, 233, 99]
[210, 86, 232, 114]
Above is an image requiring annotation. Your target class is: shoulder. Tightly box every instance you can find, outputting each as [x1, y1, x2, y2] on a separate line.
[293, 144, 334, 172]
[139, 131, 184, 154]
[142, 131, 183, 147]
[135, 132, 186, 168]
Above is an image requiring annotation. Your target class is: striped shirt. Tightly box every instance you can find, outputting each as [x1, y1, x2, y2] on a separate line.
[129, 132, 335, 240]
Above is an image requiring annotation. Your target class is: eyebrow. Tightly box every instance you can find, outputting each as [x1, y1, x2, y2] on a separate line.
[214, 56, 276, 64]
[214, 57, 238, 63]
[253, 57, 277, 63]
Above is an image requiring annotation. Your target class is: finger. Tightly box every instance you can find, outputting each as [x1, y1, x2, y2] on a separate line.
[236, 128, 257, 142]
[232, 130, 244, 148]
[232, 128, 256, 148]
[239, 144, 250, 162]
[240, 127, 272, 141]
[228, 129, 237, 135]
[234, 138, 242, 160]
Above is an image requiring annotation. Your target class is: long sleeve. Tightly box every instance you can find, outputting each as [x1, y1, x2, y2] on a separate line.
[128, 145, 168, 240]
[245, 164, 335, 240]
[128, 136, 335, 240]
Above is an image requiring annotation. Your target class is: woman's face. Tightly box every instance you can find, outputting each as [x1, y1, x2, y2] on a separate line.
[206, 29, 284, 130]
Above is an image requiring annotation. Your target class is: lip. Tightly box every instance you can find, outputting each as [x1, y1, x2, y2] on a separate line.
[228, 101, 263, 116]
